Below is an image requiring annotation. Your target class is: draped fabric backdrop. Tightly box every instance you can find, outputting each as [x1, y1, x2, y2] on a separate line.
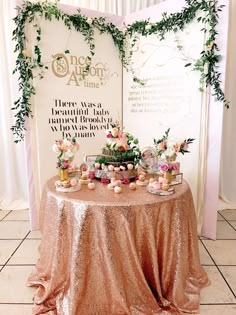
[0, 0, 28, 210]
[0, 0, 234, 221]
[219, 0, 236, 210]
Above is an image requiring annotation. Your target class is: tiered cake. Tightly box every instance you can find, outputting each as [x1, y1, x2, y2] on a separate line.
[94, 121, 141, 180]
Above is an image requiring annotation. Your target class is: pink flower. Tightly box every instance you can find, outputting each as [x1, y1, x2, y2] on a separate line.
[61, 161, 69, 169]
[160, 164, 169, 172]
[89, 171, 95, 179]
[173, 144, 181, 153]
[182, 141, 189, 150]
[106, 133, 112, 138]
[101, 178, 109, 184]
[117, 134, 129, 151]
[158, 140, 167, 152]
[111, 127, 119, 138]
[171, 164, 178, 171]
[123, 178, 130, 184]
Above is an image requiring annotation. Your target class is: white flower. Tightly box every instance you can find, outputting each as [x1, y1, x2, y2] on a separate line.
[52, 143, 60, 153]
[87, 17, 92, 24]
[165, 147, 175, 157]
[63, 149, 74, 160]
[63, 139, 72, 147]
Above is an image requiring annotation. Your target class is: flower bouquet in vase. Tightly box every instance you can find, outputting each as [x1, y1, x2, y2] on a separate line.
[52, 137, 80, 184]
[159, 163, 179, 183]
[154, 128, 195, 180]
[154, 128, 194, 162]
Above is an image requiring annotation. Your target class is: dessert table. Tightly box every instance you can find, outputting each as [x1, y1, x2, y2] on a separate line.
[28, 177, 209, 315]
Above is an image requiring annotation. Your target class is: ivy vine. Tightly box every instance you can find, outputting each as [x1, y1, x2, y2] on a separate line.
[12, 0, 229, 142]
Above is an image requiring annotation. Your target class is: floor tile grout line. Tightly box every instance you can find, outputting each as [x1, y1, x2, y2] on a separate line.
[199, 239, 217, 266]
[0, 238, 42, 241]
[202, 238, 236, 241]
[0, 230, 31, 272]
[6, 264, 36, 266]
[0, 210, 13, 221]
[201, 264, 236, 267]
[0, 238, 31, 241]
[2, 218, 29, 222]
[225, 220, 236, 232]
[0, 303, 34, 305]
[218, 211, 236, 222]
[217, 217, 236, 232]
[0, 238, 41, 241]
[200, 239, 236, 300]
[217, 212, 226, 221]
[200, 302, 236, 305]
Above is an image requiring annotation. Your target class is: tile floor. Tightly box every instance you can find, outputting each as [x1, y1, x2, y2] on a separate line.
[0, 209, 236, 314]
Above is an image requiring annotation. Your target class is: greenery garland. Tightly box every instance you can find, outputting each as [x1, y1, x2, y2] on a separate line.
[12, 0, 228, 142]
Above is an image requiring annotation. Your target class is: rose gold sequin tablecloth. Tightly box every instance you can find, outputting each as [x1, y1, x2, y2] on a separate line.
[28, 177, 209, 315]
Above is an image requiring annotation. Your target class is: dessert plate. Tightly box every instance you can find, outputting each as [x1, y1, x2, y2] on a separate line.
[147, 185, 174, 196]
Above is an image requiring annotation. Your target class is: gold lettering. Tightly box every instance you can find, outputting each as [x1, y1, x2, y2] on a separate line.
[70, 55, 78, 65]
[78, 56, 86, 65]
[67, 71, 80, 86]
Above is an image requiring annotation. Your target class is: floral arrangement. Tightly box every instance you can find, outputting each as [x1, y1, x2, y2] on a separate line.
[106, 120, 121, 139]
[97, 120, 141, 164]
[52, 137, 79, 169]
[154, 128, 195, 159]
[160, 163, 178, 173]
[106, 120, 131, 152]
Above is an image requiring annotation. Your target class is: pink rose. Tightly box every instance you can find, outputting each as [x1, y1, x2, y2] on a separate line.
[61, 161, 69, 169]
[89, 171, 95, 179]
[160, 164, 169, 172]
[123, 178, 130, 184]
[171, 164, 178, 171]
[106, 133, 112, 138]
[173, 144, 180, 152]
[101, 178, 109, 184]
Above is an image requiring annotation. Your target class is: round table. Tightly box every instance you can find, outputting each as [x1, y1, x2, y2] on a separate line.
[28, 177, 209, 315]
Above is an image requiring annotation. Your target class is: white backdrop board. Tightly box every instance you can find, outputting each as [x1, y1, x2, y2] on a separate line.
[123, 0, 206, 222]
[26, 6, 122, 213]
[123, 0, 228, 239]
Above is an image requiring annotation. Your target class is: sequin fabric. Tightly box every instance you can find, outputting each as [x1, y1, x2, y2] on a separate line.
[28, 177, 210, 315]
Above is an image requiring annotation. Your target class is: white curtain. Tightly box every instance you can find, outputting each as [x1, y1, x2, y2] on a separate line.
[0, 0, 28, 210]
[59, 0, 166, 16]
[219, 0, 236, 210]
